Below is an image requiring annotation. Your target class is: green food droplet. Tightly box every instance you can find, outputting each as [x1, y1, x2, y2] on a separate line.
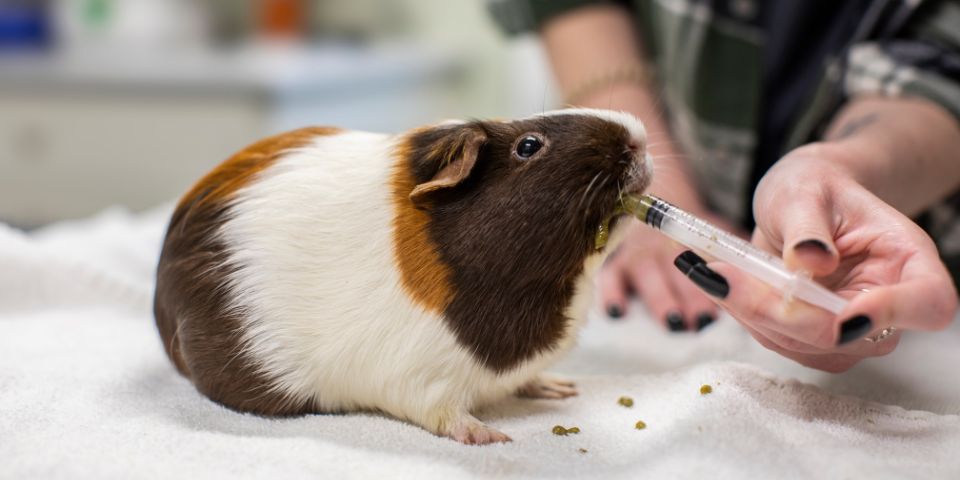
[617, 396, 634, 408]
[635, 420, 647, 430]
[700, 384, 713, 395]
[595, 194, 649, 250]
[595, 220, 610, 250]
[552, 425, 580, 436]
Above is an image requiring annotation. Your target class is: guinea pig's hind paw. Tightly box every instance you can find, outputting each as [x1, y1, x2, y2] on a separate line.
[516, 374, 578, 399]
[445, 416, 512, 445]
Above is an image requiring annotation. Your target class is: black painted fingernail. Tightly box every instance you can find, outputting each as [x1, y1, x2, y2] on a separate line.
[666, 311, 686, 332]
[838, 315, 872, 345]
[696, 312, 715, 331]
[607, 304, 623, 319]
[674, 251, 729, 299]
[795, 239, 831, 254]
[688, 264, 730, 299]
[674, 250, 706, 272]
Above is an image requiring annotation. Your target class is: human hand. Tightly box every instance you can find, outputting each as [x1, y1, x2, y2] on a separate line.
[677, 142, 958, 372]
[598, 211, 745, 332]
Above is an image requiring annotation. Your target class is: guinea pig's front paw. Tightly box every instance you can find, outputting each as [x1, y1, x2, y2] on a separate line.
[443, 415, 512, 445]
[516, 374, 578, 399]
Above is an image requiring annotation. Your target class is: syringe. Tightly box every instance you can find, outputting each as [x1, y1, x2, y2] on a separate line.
[618, 194, 849, 314]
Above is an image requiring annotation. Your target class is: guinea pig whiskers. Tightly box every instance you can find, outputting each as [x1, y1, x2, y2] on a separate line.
[651, 162, 688, 177]
[652, 165, 685, 177]
[541, 83, 549, 115]
[581, 172, 612, 217]
[578, 171, 606, 211]
[644, 92, 671, 123]
[651, 153, 692, 161]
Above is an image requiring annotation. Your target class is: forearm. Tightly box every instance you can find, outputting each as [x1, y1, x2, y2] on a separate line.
[823, 95, 960, 216]
[540, 5, 707, 213]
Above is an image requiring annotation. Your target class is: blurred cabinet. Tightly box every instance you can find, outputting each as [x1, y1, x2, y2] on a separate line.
[0, 45, 461, 227]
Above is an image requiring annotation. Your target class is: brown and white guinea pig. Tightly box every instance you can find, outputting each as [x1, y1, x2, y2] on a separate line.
[153, 108, 650, 445]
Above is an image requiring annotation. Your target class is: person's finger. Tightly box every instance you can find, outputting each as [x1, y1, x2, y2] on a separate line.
[730, 285, 903, 358]
[672, 251, 730, 300]
[686, 248, 909, 358]
[630, 256, 687, 332]
[827, 232, 956, 345]
[597, 250, 631, 320]
[840, 275, 957, 334]
[674, 249, 901, 367]
[665, 263, 719, 331]
[709, 260, 862, 348]
[758, 196, 840, 277]
[675, 250, 855, 348]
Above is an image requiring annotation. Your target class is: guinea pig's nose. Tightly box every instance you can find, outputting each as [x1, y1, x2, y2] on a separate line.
[627, 141, 641, 152]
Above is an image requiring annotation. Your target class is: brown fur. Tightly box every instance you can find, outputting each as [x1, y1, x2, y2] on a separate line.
[154, 126, 340, 416]
[394, 116, 641, 373]
[390, 137, 456, 314]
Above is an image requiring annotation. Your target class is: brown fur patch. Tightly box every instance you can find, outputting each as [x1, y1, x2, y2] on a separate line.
[154, 126, 340, 416]
[392, 115, 647, 373]
[389, 135, 455, 313]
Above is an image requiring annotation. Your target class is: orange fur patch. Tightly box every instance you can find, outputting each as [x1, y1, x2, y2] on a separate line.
[178, 126, 342, 210]
[390, 137, 455, 314]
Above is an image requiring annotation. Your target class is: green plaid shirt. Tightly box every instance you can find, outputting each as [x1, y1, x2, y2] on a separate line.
[490, 0, 960, 285]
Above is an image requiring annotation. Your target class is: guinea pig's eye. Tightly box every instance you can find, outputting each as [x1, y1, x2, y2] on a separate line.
[515, 136, 542, 159]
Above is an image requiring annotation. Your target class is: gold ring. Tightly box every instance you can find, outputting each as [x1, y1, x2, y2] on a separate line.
[864, 326, 897, 343]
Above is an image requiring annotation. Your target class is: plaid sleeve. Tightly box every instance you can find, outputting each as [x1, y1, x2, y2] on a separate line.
[486, 0, 630, 35]
[844, 0, 960, 120]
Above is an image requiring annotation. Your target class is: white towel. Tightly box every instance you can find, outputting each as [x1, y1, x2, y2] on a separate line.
[2, 206, 959, 479]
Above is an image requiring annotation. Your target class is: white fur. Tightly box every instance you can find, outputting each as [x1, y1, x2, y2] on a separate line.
[215, 109, 645, 435]
[535, 108, 647, 147]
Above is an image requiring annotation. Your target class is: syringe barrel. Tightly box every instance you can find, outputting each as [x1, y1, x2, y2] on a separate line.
[634, 195, 848, 314]
[640, 196, 790, 286]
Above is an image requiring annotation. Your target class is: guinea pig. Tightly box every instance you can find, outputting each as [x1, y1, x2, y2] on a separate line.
[153, 108, 650, 445]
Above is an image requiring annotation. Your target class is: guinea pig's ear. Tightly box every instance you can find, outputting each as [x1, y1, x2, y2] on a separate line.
[409, 125, 487, 208]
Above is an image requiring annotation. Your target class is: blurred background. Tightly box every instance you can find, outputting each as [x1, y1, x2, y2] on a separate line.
[0, 0, 558, 227]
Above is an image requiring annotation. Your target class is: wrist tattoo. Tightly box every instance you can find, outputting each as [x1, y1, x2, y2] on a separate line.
[828, 113, 879, 141]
